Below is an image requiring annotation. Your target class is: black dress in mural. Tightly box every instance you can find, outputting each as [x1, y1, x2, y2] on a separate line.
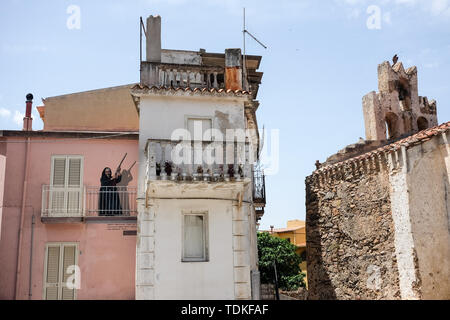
[99, 168, 122, 216]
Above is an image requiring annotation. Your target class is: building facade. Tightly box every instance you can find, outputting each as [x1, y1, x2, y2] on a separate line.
[133, 16, 265, 300]
[306, 60, 450, 300]
[0, 15, 266, 300]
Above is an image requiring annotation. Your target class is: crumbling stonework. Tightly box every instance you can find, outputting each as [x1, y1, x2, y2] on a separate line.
[306, 159, 401, 300]
[363, 61, 437, 141]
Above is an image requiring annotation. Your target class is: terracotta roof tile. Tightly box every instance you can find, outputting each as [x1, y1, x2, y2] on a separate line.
[131, 84, 252, 96]
[315, 121, 450, 173]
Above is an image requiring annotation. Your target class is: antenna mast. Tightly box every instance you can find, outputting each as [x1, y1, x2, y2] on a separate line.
[242, 8, 267, 91]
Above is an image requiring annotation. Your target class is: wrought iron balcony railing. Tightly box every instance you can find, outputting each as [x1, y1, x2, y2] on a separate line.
[41, 185, 137, 220]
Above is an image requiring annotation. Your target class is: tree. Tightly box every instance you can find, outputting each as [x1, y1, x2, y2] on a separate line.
[257, 232, 306, 291]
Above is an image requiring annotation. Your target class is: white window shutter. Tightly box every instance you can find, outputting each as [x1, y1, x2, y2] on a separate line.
[44, 244, 77, 300]
[61, 245, 76, 300]
[49, 156, 83, 216]
[68, 158, 81, 187]
[52, 159, 66, 186]
[45, 246, 60, 300]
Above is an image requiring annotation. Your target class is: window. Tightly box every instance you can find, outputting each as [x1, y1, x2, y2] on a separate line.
[43, 243, 78, 300]
[182, 212, 208, 262]
[49, 156, 83, 216]
[187, 117, 212, 141]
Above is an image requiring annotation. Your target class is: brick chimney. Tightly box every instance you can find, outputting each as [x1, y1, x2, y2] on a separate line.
[146, 15, 161, 63]
[23, 93, 33, 131]
[225, 49, 243, 91]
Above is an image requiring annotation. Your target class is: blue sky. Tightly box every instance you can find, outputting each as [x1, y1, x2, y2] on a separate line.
[1, 0, 449, 230]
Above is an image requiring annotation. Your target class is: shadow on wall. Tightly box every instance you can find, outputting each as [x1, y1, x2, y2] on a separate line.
[305, 182, 337, 300]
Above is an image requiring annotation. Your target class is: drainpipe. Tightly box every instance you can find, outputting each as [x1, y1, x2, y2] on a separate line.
[15, 93, 33, 299]
[28, 214, 35, 300]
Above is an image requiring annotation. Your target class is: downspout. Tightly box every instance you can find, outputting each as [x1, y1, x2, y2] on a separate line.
[14, 94, 33, 299]
[28, 214, 35, 300]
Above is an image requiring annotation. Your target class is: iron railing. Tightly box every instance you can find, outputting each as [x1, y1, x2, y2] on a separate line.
[41, 185, 137, 219]
[253, 168, 266, 205]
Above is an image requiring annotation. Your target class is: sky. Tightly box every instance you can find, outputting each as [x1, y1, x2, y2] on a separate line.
[1, 0, 449, 230]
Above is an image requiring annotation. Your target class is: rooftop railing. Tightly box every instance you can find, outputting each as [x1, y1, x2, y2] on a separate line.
[140, 62, 225, 89]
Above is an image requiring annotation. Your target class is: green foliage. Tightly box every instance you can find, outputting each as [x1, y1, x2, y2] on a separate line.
[257, 232, 306, 291]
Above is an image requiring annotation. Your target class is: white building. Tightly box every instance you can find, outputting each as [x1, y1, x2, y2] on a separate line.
[132, 15, 266, 300]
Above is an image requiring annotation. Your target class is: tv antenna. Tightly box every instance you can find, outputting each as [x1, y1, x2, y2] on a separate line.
[243, 7, 267, 91]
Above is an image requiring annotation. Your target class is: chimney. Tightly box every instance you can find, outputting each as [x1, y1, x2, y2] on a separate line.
[146, 15, 161, 63]
[225, 49, 243, 91]
[23, 93, 33, 131]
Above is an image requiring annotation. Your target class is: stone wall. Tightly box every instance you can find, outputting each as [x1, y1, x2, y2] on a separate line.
[306, 162, 401, 300]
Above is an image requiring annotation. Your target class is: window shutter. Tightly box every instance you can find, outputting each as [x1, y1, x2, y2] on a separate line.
[52, 158, 66, 186]
[68, 158, 81, 187]
[44, 244, 77, 300]
[61, 245, 76, 300]
[45, 246, 60, 300]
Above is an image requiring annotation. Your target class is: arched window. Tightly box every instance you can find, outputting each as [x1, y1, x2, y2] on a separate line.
[417, 117, 429, 131]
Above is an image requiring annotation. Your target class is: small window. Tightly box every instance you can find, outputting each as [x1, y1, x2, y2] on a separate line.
[182, 212, 208, 262]
[187, 118, 212, 141]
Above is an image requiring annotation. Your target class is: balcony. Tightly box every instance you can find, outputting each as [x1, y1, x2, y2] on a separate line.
[253, 168, 266, 220]
[141, 62, 225, 90]
[145, 139, 255, 183]
[41, 185, 137, 223]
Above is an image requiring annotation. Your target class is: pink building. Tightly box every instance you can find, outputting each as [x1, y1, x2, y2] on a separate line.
[0, 91, 140, 300]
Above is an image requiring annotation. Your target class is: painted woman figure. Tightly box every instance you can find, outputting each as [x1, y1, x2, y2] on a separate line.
[99, 167, 122, 216]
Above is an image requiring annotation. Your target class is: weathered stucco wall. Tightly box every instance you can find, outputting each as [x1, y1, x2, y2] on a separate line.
[403, 136, 450, 299]
[42, 85, 139, 132]
[306, 163, 401, 300]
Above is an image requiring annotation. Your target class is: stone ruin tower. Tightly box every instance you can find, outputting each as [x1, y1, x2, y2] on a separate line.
[363, 61, 438, 141]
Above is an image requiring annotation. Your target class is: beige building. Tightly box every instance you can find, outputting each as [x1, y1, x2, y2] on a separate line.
[306, 59, 450, 300]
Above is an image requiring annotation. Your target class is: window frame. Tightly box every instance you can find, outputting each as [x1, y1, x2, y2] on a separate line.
[185, 115, 214, 141]
[181, 211, 209, 262]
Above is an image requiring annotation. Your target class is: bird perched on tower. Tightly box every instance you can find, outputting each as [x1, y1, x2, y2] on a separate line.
[393, 54, 399, 65]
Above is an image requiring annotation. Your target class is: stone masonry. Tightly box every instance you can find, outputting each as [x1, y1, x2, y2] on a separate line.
[306, 60, 450, 300]
[306, 157, 402, 300]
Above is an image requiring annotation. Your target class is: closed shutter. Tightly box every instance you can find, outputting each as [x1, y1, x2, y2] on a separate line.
[68, 158, 81, 187]
[44, 243, 78, 300]
[44, 245, 60, 300]
[61, 245, 76, 300]
[67, 158, 82, 214]
[50, 156, 83, 216]
[52, 158, 66, 186]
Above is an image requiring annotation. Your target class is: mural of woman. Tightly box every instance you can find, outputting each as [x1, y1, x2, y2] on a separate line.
[99, 167, 122, 216]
